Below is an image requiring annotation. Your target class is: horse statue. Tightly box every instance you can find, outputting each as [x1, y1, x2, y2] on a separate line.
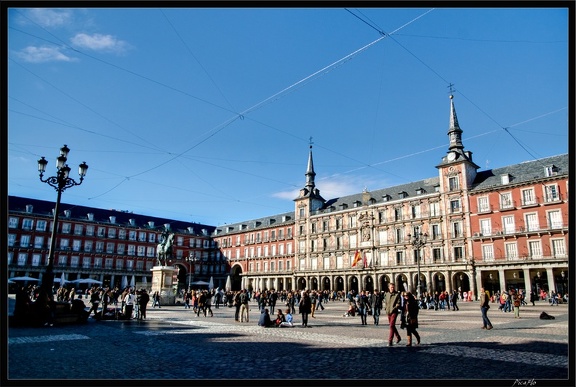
[156, 232, 174, 266]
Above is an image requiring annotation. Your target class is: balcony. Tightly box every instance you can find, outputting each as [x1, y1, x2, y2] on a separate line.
[477, 205, 493, 214]
[499, 200, 516, 211]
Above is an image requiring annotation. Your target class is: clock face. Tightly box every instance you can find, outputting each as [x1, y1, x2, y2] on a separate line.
[447, 152, 456, 161]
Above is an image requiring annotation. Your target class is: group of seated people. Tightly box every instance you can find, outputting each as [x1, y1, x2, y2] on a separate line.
[258, 308, 294, 328]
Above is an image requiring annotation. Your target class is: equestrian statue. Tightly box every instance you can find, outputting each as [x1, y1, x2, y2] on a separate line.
[156, 230, 175, 266]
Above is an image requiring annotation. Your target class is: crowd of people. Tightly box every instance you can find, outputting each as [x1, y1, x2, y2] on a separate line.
[13, 282, 568, 345]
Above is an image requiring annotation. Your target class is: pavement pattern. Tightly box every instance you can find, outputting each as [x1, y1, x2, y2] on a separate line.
[5, 295, 572, 386]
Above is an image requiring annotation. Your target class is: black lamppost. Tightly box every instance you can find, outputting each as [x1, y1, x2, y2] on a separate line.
[408, 232, 428, 299]
[38, 144, 88, 297]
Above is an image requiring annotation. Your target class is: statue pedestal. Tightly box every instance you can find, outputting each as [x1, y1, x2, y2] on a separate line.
[151, 266, 178, 305]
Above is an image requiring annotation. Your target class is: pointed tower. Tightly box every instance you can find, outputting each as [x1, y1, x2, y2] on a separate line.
[295, 144, 325, 221]
[436, 94, 479, 190]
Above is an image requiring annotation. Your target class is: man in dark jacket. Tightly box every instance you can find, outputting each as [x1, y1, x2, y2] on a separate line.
[384, 283, 401, 346]
[371, 289, 384, 325]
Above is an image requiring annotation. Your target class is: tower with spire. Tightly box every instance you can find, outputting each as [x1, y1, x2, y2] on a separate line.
[294, 142, 325, 221]
[437, 93, 479, 191]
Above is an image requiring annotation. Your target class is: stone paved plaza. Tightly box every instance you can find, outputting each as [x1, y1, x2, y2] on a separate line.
[5, 295, 573, 385]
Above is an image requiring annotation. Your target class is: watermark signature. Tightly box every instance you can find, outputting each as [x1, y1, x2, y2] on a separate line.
[512, 379, 536, 387]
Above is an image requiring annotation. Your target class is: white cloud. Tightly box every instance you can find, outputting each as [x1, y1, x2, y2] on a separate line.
[272, 175, 385, 202]
[15, 46, 75, 63]
[71, 33, 129, 53]
[27, 8, 73, 28]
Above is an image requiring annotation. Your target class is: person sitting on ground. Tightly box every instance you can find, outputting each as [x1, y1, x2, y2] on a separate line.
[274, 309, 286, 327]
[280, 308, 295, 328]
[258, 308, 273, 327]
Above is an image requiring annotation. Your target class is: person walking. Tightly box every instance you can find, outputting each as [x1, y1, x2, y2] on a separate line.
[371, 289, 383, 325]
[123, 289, 136, 319]
[310, 291, 318, 318]
[480, 287, 493, 330]
[152, 291, 161, 308]
[451, 289, 460, 311]
[299, 291, 312, 327]
[239, 289, 250, 322]
[384, 282, 402, 346]
[512, 289, 523, 318]
[403, 292, 421, 346]
[88, 287, 101, 317]
[529, 289, 537, 306]
[356, 290, 368, 325]
[138, 289, 150, 320]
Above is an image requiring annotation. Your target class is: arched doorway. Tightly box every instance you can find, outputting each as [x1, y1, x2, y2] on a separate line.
[453, 272, 470, 293]
[364, 275, 374, 292]
[350, 276, 359, 294]
[322, 276, 331, 291]
[433, 272, 446, 293]
[297, 277, 307, 290]
[381, 275, 390, 291]
[336, 276, 344, 292]
[230, 264, 243, 291]
[396, 274, 408, 292]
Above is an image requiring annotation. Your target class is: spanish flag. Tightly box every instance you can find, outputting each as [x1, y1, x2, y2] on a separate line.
[352, 250, 362, 267]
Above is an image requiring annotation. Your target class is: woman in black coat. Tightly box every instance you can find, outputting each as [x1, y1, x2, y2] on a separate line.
[299, 291, 312, 327]
[403, 292, 421, 346]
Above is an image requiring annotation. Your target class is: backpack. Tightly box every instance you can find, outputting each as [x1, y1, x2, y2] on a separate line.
[540, 311, 555, 320]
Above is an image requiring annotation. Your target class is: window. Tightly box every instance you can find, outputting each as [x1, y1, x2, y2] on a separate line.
[34, 236, 44, 248]
[9, 217, 18, 228]
[117, 244, 125, 254]
[36, 220, 47, 231]
[378, 230, 388, 244]
[500, 192, 513, 209]
[396, 251, 404, 265]
[72, 240, 82, 251]
[18, 253, 28, 266]
[548, 210, 562, 229]
[105, 259, 113, 269]
[482, 245, 494, 261]
[431, 224, 441, 240]
[126, 260, 134, 270]
[505, 243, 518, 259]
[452, 222, 462, 238]
[480, 219, 491, 236]
[299, 259, 305, 270]
[323, 256, 330, 270]
[453, 246, 463, 261]
[20, 235, 31, 248]
[61, 223, 71, 234]
[138, 232, 146, 242]
[323, 221, 329, 232]
[477, 196, 490, 213]
[502, 216, 515, 234]
[95, 241, 104, 253]
[411, 204, 420, 218]
[70, 256, 79, 267]
[97, 227, 105, 237]
[84, 241, 93, 252]
[59, 238, 69, 250]
[525, 213, 539, 231]
[279, 244, 284, 255]
[116, 259, 124, 269]
[349, 234, 357, 248]
[94, 258, 103, 268]
[521, 188, 536, 206]
[147, 247, 155, 257]
[128, 230, 136, 241]
[395, 228, 403, 243]
[336, 218, 342, 230]
[107, 242, 115, 254]
[118, 229, 126, 240]
[394, 208, 402, 221]
[86, 225, 94, 236]
[74, 224, 83, 235]
[430, 202, 440, 216]
[448, 176, 459, 191]
[22, 218, 33, 230]
[83, 257, 92, 268]
[450, 199, 461, 213]
[349, 216, 356, 228]
[528, 241, 542, 258]
[57, 255, 67, 266]
[299, 208, 305, 217]
[311, 258, 317, 270]
[552, 239, 566, 257]
[107, 228, 116, 238]
[544, 184, 559, 202]
[127, 245, 136, 255]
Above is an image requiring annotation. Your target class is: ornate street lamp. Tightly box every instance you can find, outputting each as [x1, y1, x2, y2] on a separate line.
[408, 231, 428, 299]
[38, 145, 88, 297]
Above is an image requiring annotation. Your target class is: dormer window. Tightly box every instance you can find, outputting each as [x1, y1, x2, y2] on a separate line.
[382, 194, 391, 202]
[398, 191, 408, 199]
[415, 188, 425, 195]
[545, 165, 559, 177]
[501, 174, 510, 185]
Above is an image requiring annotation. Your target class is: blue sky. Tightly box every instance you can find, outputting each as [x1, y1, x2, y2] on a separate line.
[6, 6, 569, 226]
